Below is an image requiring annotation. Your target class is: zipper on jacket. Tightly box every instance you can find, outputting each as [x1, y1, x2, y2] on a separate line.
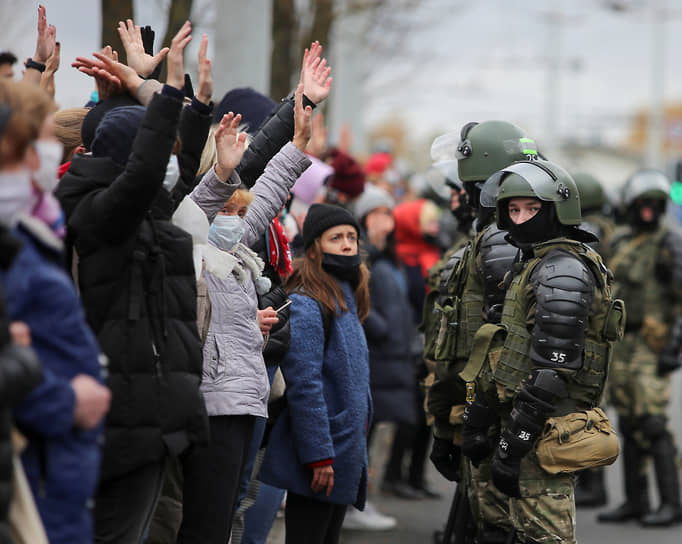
[151, 340, 163, 379]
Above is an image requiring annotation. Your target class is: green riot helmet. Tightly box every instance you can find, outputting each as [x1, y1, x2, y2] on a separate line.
[620, 169, 669, 208]
[571, 172, 606, 213]
[430, 120, 538, 183]
[480, 159, 582, 229]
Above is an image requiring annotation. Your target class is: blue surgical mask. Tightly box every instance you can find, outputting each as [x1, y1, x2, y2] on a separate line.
[208, 214, 245, 251]
[162, 154, 180, 193]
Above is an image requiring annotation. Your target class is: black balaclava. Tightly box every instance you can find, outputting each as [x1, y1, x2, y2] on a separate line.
[502, 200, 561, 245]
[628, 198, 666, 232]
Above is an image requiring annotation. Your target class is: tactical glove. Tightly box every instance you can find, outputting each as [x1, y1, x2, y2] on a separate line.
[490, 428, 532, 498]
[657, 348, 681, 376]
[429, 436, 462, 482]
[461, 398, 496, 467]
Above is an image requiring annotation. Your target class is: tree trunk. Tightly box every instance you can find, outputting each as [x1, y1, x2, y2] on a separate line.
[101, 0, 134, 64]
[158, 0, 194, 84]
[270, 0, 296, 100]
[303, 0, 334, 53]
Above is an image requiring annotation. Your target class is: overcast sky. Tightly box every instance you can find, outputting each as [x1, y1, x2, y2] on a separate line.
[3, 0, 682, 157]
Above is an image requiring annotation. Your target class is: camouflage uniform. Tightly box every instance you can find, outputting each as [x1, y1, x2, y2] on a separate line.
[425, 122, 539, 542]
[463, 161, 623, 543]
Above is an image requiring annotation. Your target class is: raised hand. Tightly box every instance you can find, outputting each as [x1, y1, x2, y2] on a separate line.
[306, 112, 328, 157]
[40, 41, 60, 98]
[292, 83, 313, 151]
[195, 34, 212, 105]
[118, 19, 169, 78]
[33, 4, 56, 63]
[166, 20, 192, 91]
[72, 46, 142, 99]
[214, 112, 247, 182]
[299, 41, 332, 104]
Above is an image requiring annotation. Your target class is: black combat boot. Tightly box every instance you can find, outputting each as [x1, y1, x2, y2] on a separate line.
[575, 467, 607, 508]
[640, 433, 682, 527]
[597, 438, 649, 522]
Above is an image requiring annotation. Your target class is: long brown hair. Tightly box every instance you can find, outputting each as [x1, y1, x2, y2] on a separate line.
[286, 238, 370, 322]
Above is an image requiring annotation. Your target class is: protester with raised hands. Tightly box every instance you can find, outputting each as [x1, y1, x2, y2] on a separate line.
[56, 21, 212, 544]
[170, 80, 313, 544]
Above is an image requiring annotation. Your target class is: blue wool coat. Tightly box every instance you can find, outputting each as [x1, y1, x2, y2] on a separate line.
[1, 218, 103, 544]
[259, 282, 372, 509]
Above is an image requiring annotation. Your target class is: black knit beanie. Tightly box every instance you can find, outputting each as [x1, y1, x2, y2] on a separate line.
[302, 203, 360, 250]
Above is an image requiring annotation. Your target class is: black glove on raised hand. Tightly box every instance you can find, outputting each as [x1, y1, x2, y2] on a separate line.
[430, 436, 462, 482]
[461, 397, 496, 467]
[657, 347, 681, 376]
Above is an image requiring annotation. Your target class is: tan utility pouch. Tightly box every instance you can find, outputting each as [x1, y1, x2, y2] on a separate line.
[535, 408, 620, 474]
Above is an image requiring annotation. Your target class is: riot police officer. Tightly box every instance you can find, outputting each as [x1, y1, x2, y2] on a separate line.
[598, 170, 682, 527]
[468, 159, 622, 543]
[425, 121, 538, 542]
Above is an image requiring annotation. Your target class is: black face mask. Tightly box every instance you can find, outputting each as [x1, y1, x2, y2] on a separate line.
[628, 200, 665, 231]
[505, 202, 561, 244]
[322, 253, 361, 282]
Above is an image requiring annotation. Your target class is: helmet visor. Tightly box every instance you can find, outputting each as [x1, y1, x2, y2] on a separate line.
[480, 161, 572, 208]
[622, 170, 670, 206]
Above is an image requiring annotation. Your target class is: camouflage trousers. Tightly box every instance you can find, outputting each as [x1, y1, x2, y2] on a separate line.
[608, 331, 671, 418]
[467, 450, 575, 544]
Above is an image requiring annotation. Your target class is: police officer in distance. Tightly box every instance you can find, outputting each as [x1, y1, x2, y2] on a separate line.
[598, 170, 682, 527]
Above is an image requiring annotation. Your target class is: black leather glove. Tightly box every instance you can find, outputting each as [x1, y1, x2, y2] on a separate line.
[657, 348, 681, 376]
[430, 436, 462, 482]
[461, 398, 496, 467]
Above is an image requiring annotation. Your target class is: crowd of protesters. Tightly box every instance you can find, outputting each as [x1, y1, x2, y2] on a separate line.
[0, 5, 455, 544]
[5, 4, 682, 544]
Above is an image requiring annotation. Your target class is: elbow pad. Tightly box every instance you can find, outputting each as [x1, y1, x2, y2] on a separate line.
[530, 251, 595, 370]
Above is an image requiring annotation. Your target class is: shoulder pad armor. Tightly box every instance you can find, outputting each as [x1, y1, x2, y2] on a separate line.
[477, 225, 517, 323]
[438, 244, 468, 294]
[529, 250, 596, 370]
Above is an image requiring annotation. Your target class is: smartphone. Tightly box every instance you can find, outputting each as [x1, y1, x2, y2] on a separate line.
[275, 299, 292, 314]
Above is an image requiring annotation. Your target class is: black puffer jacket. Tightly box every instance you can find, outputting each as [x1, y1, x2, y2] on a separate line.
[55, 91, 210, 482]
[0, 227, 43, 540]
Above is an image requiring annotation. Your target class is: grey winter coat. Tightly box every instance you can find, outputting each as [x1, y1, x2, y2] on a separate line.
[190, 142, 311, 417]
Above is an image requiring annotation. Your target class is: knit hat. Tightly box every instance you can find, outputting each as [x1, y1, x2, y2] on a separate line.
[327, 149, 366, 199]
[364, 152, 392, 176]
[292, 155, 334, 205]
[81, 94, 139, 151]
[353, 183, 395, 222]
[302, 203, 360, 250]
[213, 87, 276, 134]
[91, 105, 146, 165]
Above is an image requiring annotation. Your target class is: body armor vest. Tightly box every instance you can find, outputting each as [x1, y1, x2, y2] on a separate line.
[609, 226, 669, 330]
[492, 239, 624, 414]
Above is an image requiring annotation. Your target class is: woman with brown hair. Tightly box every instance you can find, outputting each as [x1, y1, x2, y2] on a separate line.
[259, 203, 372, 544]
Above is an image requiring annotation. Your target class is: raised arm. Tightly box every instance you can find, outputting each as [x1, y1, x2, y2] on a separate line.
[241, 83, 312, 247]
[236, 41, 330, 187]
[23, 5, 56, 86]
